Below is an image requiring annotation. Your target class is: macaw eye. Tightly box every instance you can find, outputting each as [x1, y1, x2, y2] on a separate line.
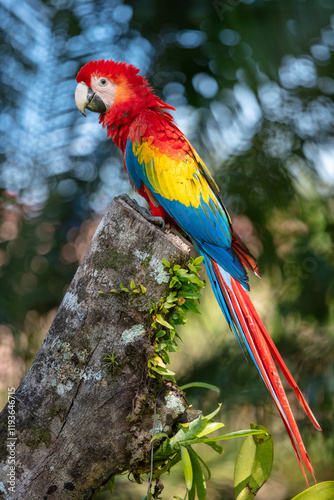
[100, 78, 107, 85]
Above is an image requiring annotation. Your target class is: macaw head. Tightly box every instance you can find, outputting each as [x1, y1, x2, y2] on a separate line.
[74, 59, 173, 119]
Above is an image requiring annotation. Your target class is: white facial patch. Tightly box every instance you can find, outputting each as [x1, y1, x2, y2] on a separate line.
[90, 75, 117, 110]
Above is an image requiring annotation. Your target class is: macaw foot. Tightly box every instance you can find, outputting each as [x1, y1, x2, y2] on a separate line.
[117, 194, 166, 230]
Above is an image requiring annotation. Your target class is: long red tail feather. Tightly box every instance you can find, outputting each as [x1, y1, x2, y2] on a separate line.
[210, 258, 320, 484]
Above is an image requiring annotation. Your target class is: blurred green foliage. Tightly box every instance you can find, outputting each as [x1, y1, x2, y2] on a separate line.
[0, 0, 333, 498]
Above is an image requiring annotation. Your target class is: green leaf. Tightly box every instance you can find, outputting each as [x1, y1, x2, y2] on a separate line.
[140, 284, 147, 293]
[290, 482, 334, 500]
[189, 447, 207, 500]
[151, 432, 169, 442]
[196, 422, 225, 438]
[193, 256, 204, 265]
[166, 291, 177, 302]
[180, 382, 220, 393]
[179, 289, 200, 297]
[155, 341, 167, 348]
[204, 441, 224, 455]
[192, 447, 211, 480]
[183, 301, 201, 314]
[234, 424, 273, 500]
[150, 366, 176, 377]
[107, 476, 115, 493]
[155, 314, 174, 329]
[130, 279, 136, 289]
[157, 416, 208, 457]
[119, 282, 129, 292]
[177, 416, 209, 440]
[162, 301, 175, 310]
[162, 258, 171, 267]
[188, 475, 196, 500]
[181, 446, 193, 491]
[204, 403, 222, 421]
[153, 451, 181, 478]
[169, 344, 180, 352]
[183, 274, 204, 287]
[170, 276, 181, 288]
[177, 428, 266, 448]
[160, 351, 170, 364]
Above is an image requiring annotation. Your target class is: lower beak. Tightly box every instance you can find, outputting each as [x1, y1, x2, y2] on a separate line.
[75, 82, 106, 116]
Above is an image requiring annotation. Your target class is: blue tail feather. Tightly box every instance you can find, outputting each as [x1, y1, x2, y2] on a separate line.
[195, 245, 264, 382]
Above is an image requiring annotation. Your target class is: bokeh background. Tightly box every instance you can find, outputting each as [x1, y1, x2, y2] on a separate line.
[0, 0, 333, 498]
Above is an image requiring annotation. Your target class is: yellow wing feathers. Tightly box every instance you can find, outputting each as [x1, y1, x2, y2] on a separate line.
[132, 141, 217, 209]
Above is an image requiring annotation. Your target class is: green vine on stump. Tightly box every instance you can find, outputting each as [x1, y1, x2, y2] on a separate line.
[142, 258, 273, 500]
[148, 256, 206, 380]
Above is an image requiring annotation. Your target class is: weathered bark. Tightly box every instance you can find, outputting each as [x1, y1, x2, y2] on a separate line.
[0, 197, 194, 500]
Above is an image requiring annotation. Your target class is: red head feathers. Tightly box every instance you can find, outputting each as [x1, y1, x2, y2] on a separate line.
[76, 59, 148, 91]
[76, 59, 174, 112]
[75, 59, 175, 149]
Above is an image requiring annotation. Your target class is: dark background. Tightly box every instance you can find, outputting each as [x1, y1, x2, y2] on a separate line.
[0, 0, 333, 498]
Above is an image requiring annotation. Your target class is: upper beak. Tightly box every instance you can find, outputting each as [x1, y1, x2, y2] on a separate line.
[75, 81, 107, 116]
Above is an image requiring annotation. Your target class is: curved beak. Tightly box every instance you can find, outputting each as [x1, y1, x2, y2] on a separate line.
[75, 82, 106, 116]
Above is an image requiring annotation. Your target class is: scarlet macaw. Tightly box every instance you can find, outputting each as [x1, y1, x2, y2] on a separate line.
[74, 59, 321, 483]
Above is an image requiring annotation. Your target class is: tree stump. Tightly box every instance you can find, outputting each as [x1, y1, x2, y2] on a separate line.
[0, 196, 194, 500]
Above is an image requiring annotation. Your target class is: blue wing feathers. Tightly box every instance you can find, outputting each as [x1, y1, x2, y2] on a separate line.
[125, 140, 143, 189]
[125, 138, 249, 289]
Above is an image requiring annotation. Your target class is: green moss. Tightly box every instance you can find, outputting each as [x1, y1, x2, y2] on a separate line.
[82, 337, 90, 349]
[142, 254, 152, 268]
[26, 425, 51, 448]
[107, 248, 132, 270]
[48, 403, 67, 419]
